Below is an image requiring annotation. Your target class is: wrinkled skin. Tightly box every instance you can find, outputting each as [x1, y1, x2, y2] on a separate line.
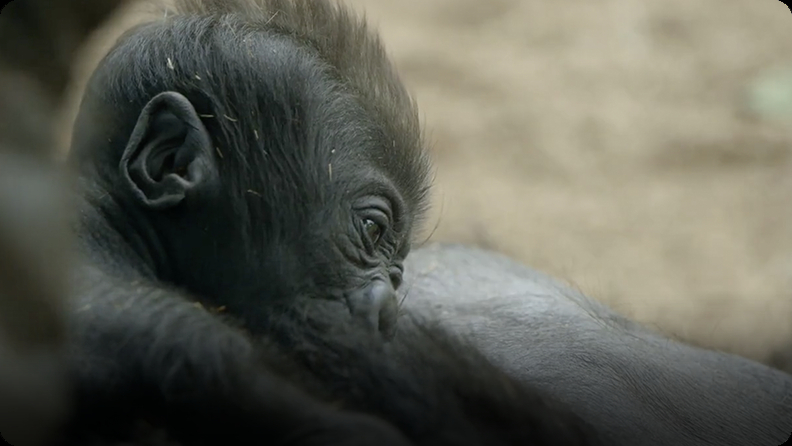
[402, 243, 792, 446]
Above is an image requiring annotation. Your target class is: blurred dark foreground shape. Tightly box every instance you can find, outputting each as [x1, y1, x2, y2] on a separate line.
[0, 2, 126, 445]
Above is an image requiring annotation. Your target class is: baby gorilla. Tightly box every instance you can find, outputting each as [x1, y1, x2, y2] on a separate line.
[62, 1, 600, 445]
[70, 3, 427, 338]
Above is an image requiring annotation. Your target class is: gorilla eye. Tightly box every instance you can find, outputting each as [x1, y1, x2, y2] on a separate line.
[363, 218, 383, 245]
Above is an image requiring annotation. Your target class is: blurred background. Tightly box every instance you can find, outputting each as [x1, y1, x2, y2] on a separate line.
[59, 0, 792, 367]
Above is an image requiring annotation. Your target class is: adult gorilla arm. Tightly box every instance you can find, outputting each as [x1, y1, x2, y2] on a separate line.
[0, 2, 126, 444]
[403, 243, 792, 446]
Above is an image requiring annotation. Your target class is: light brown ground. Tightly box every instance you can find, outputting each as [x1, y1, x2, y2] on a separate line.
[60, 0, 792, 365]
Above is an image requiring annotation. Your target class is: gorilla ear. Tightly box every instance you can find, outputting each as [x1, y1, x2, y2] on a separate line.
[120, 91, 217, 210]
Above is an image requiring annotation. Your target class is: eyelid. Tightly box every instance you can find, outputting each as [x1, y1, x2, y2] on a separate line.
[363, 210, 389, 229]
[353, 197, 393, 226]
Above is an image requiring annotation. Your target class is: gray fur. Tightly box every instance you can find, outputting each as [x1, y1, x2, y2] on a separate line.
[403, 244, 792, 446]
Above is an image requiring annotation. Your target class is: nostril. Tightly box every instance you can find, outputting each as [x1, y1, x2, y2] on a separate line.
[347, 280, 398, 338]
[389, 269, 403, 290]
[378, 299, 398, 340]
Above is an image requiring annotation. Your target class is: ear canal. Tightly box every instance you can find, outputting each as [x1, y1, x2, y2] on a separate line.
[119, 91, 217, 210]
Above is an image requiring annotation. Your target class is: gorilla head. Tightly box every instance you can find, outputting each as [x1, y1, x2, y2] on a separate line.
[69, 0, 432, 337]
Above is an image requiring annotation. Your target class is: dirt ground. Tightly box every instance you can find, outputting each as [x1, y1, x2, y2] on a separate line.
[60, 0, 792, 366]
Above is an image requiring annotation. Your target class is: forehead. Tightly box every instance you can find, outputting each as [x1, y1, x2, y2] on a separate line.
[202, 30, 393, 196]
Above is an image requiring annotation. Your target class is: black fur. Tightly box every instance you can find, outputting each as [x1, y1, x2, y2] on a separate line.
[62, 1, 601, 445]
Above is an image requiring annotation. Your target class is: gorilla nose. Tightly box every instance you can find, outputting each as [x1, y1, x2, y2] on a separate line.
[347, 280, 398, 339]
